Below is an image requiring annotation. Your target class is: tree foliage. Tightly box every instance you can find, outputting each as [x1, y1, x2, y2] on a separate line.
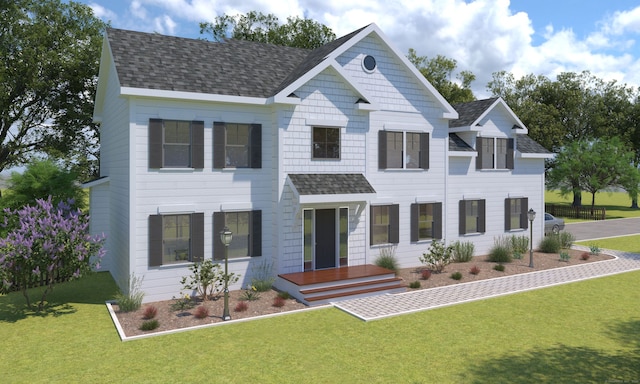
[0, 197, 105, 310]
[199, 11, 335, 49]
[1, 159, 86, 212]
[407, 49, 476, 104]
[547, 137, 638, 210]
[0, 0, 107, 180]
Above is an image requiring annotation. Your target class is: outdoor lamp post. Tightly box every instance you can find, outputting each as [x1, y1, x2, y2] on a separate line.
[220, 226, 233, 321]
[528, 208, 536, 268]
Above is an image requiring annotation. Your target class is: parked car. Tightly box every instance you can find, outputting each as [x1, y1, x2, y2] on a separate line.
[544, 213, 565, 235]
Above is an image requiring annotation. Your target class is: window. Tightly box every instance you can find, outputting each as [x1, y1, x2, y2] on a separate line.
[459, 199, 486, 234]
[148, 213, 204, 266]
[370, 204, 399, 245]
[213, 210, 262, 260]
[312, 127, 340, 159]
[378, 131, 429, 169]
[214, 122, 262, 169]
[505, 197, 529, 230]
[411, 202, 442, 241]
[148, 119, 204, 168]
[476, 137, 514, 170]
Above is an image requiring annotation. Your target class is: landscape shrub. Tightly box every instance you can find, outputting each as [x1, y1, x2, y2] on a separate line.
[559, 232, 575, 249]
[139, 319, 159, 331]
[408, 281, 421, 289]
[170, 293, 195, 312]
[114, 274, 145, 312]
[234, 301, 248, 312]
[239, 285, 261, 301]
[375, 246, 399, 273]
[469, 266, 481, 275]
[559, 251, 570, 262]
[272, 297, 286, 307]
[0, 197, 105, 310]
[580, 252, 591, 260]
[179, 259, 239, 301]
[142, 305, 158, 320]
[419, 240, 453, 273]
[450, 272, 463, 280]
[539, 235, 561, 253]
[589, 244, 601, 255]
[493, 264, 505, 272]
[250, 259, 275, 292]
[421, 269, 432, 280]
[510, 235, 529, 256]
[451, 240, 475, 262]
[277, 291, 292, 300]
[193, 305, 209, 319]
[487, 236, 512, 263]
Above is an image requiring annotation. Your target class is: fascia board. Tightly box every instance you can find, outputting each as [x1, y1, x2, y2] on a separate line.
[120, 87, 268, 105]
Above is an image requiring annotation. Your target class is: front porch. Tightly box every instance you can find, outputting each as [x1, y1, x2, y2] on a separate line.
[277, 264, 406, 306]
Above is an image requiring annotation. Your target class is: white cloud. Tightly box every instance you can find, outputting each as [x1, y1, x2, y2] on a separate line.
[88, 2, 117, 21]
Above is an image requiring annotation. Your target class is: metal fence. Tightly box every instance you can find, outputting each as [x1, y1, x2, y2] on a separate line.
[545, 204, 606, 220]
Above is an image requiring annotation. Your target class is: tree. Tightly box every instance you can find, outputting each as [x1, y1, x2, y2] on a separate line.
[0, 0, 107, 180]
[1, 159, 86, 212]
[0, 197, 105, 310]
[547, 137, 638, 212]
[199, 11, 335, 49]
[407, 49, 476, 104]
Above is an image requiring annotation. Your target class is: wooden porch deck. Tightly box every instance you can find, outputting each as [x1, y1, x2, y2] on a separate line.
[279, 264, 394, 286]
[277, 265, 406, 306]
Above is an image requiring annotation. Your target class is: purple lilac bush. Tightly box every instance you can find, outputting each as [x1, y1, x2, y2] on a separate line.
[0, 197, 105, 310]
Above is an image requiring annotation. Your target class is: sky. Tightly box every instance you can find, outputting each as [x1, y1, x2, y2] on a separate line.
[76, 0, 640, 98]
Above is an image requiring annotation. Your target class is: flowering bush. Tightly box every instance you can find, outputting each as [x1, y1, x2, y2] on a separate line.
[419, 240, 453, 273]
[180, 259, 239, 301]
[0, 197, 105, 310]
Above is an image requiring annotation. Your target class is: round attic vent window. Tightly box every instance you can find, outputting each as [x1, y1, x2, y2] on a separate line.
[363, 55, 377, 72]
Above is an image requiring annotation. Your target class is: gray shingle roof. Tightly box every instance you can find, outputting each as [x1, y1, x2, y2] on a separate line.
[106, 26, 369, 99]
[449, 98, 499, 128]
[449, 134, 474, 151]
[288, 174, 376, 195]
[107, 28, 312, 98]
[517, 135, 552, 154]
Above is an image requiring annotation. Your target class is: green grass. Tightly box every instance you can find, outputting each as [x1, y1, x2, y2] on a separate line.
[577, 235, 640, 254]
[545, 190, 639, 221]
[2, 270, 640, 383]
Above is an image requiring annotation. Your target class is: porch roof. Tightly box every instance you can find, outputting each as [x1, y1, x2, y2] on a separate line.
[287, 173, 376, 204]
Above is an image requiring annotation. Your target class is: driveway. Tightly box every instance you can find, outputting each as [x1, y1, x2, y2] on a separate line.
[565, 217, 640, 241]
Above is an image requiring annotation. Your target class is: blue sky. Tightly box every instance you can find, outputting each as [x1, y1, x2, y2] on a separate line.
[75, 0, 640, 97]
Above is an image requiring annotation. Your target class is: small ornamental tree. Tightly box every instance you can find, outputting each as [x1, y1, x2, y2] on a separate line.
[0, 197, 105, 310]
[180, 259, 239, 301]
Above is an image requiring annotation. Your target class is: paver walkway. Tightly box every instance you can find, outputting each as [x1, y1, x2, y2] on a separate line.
[334, 247, 640, 321]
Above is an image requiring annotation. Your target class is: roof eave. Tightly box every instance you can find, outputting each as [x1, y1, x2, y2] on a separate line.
[120, 87, 269, 105]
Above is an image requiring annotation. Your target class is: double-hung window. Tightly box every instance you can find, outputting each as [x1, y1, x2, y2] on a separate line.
[148, 119, 204, 168]
[410, 202, 443, 241]
[505, 197, 529, 230]
[214, 122, 262, 169]
[459, 199, 486, 234]
[213, 210, 262, 260]
[378, 131, 429, 169]
[312, 127, 340, 159]
[370, 204, 399, 245]
[148, 213, 204, 266]
[476, 137, 514, 170]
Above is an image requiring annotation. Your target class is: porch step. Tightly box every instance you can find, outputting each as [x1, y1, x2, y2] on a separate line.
[305, 281, 405, 303]
[300, 277, 403, 295]
[276, 264, 407, 306]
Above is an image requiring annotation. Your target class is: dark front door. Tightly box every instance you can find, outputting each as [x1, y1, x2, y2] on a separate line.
[315, 209, 336, 269]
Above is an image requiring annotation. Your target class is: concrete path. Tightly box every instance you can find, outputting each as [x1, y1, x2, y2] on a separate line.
[566, 217, 640, 241]
[334, 247, 640, 321]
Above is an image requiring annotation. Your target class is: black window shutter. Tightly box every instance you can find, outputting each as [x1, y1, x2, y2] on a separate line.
[433, 202, 443, 239]
[213, 212, 225, 260]
[148, 215, 163, 267]
[504, 198, 512, 231]
[410, 204, 419, 242]
[191, 121, 204, 169]
[213, 122, 226, 169]
[389, 204, 400, 244]
[507, 138, 515, 169]
[250, 210, 262, 256]
[190, 213, 204, 262]
[420, 132, 429, 169]
[459, 200, 466, 235]
[250, 124, 262, 169]
[476, 137, 484, 170]
[149, 119, 163, 168]
[378, 131, 387, 169]
[369, 206, 375, 246]
[521, 197, 529, 229]
[478, 200, 486, 233]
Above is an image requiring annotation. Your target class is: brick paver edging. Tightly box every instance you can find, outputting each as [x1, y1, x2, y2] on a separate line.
[334, 247, 640, 321]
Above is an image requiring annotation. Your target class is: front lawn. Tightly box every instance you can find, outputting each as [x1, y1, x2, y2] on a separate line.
[545, 190, 639, 220]
[577, 235, 640, 254]
[2, 270, 639, 383]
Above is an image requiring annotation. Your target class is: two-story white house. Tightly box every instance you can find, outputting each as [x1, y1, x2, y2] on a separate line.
[87, 23, 552, 304]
